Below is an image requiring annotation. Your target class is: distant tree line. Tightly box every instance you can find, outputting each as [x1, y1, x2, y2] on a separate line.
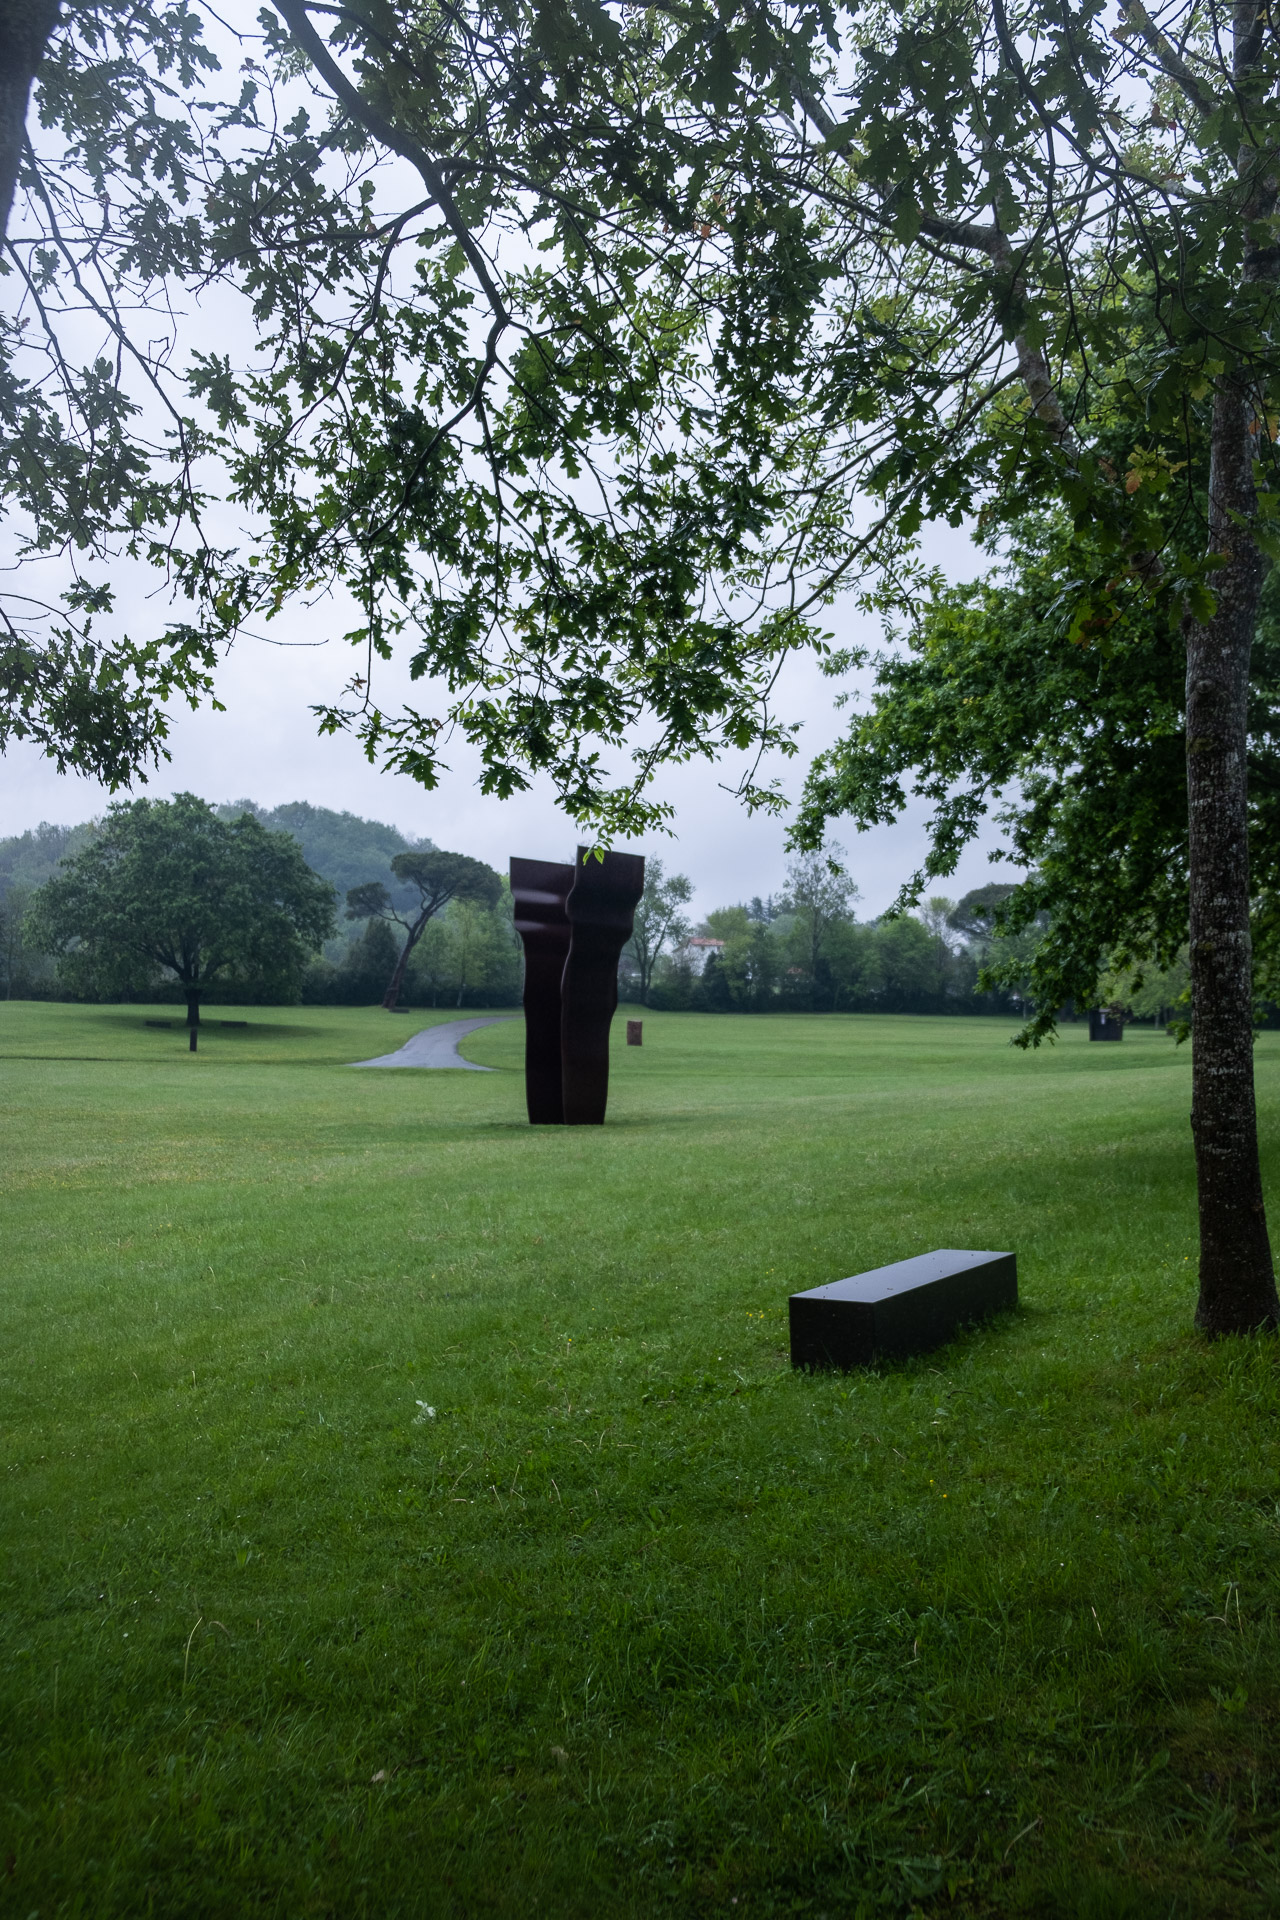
[0, 804, 1198, 1021]
[621, 855, 1194, 1023]
[1, 799, 519, 1011]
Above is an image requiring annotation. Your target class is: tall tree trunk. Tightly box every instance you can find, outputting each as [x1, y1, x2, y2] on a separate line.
[382, 913, 428, 1010]
[185, 989, 201, 1028]
[382, 937, 413, 1011]
[1185, 377, 1279, 1334]
[0, 0, 60, 241]
[1183, 3, 1280, 1334]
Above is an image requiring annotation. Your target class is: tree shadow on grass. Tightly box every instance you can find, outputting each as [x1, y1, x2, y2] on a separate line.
[70, 1010, 337, 1039]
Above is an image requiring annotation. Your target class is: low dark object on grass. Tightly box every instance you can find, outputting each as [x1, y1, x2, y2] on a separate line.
[1089, 1010, 1123, 1042]
[510, 857, 574, 1124]
[627, 1020, 643, 1046]
[562, 849, 646, 1125]
[144, 1020, 172, 1029]
[189, 1028, 197, 1053]
[790, 1249, 1017, 1371]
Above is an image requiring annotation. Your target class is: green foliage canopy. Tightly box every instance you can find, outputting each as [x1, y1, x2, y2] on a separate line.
[12, 0, 1280, 834]
[2, 1, 224, 782]
[345, 847, 502, 1008]
[25, 793, 337, 1012]
[626, 859, 694, 1004]
[7, 0, 1280, 833]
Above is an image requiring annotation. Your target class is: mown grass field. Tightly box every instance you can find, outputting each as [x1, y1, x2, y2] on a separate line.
[2, 1001, 1279, 1918]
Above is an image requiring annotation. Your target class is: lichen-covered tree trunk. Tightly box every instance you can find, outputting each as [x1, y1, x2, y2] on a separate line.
[1185, 377, 1280, 1333]
[0, 0, 60, 240]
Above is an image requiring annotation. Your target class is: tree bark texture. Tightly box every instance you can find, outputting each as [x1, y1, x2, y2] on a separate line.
[1185, 376, 1280, 1333]
[1182, 4, 1280, 1333]
[0, 0, 60, 241]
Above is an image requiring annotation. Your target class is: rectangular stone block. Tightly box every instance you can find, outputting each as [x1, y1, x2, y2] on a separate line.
[789, 1248, 1017, 1371]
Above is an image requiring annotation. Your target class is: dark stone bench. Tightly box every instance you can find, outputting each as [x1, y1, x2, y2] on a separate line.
[790, 1248, 1017, 1370]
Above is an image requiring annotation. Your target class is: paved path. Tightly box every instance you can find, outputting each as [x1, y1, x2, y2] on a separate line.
[351, 1015, 517, 1072]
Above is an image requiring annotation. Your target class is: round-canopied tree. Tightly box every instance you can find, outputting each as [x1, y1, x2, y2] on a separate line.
[26, 793, 336, 1021]
[345, 849, 502, 1011]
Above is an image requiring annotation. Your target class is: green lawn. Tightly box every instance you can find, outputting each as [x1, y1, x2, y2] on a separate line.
[2, 1001, 1279, 1918]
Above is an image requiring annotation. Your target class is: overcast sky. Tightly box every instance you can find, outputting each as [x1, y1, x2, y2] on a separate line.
[1, 7, 1013, 925]
[0, 523, 1010, 921]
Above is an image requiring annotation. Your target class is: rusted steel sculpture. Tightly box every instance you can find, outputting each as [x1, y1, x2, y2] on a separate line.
[562, 847, 646, 1124]
[510, 857, 574, 1124]
[510, 848, 645, 1125]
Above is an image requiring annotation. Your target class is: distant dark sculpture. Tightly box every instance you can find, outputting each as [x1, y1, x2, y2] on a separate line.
[1089, 1009, 1123, 1042]
[510, 847, 645, 1124]
[510, 857, 574, 1124]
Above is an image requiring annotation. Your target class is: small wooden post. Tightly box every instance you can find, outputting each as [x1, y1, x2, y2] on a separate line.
[189, 1028, 198, 1053]
[626, 1020, 642, 1046]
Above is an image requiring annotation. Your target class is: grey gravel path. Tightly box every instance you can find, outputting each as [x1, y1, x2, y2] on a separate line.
[351, 1015, 517, 1071]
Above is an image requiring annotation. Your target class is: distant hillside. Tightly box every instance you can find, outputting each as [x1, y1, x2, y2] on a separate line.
[219, 800, 433, 906]
[1, 802, 433, 911]
[0, 821, 99, 900]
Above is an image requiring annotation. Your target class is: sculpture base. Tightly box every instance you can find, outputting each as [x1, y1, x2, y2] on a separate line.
[789, 1249, 1016, 1370]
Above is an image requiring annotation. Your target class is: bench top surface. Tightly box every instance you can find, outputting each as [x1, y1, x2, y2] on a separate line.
[792, 1248, 1014, 1307]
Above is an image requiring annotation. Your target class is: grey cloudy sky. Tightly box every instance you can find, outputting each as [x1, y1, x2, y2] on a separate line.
[1, 6, 1012, 923]
[0, 525, 1009, 921]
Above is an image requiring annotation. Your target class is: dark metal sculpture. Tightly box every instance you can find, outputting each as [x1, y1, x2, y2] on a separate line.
[510, 857, 573, 1123]
[790, 1249, 1017, 1370]
[509, 847, 645, 1125]
[561, 847, 646, 1124]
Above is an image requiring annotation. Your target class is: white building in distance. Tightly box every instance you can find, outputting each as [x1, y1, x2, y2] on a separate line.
[674, 936, 726, 976]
